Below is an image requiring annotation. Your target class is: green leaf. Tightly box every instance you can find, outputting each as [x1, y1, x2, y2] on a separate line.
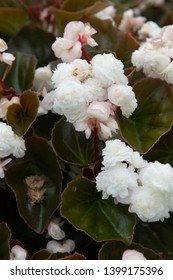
[0, 222, 11, 260]
[52, 117, 94, 166]
[0, 8, 28, 36]
[89, 17, 139, 67]
[61, 178, 136, 243]
[61, 0, 105, 11]
[52, 1, 108, 35]
[144, 127, 173, 164]
[117, 78, 173, 153]
[0, 0, 21, 7]
[8, 25, 56, 67]
[7, 90, 39, 137]
[32, 112, 61, 140]
[134, 221, 173, 259]
[4, 52, 37, 93]
[5, 136, 62, 234]
[99, 241, 161, 260]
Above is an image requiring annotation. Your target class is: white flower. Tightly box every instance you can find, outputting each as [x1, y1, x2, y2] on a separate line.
[132, 47, 170, 78]
[0, 158, 11, 178]
[64, 21, 97, 47]
[101, 139, 147, 169]
[102, 139, 133, 169]
[12, 135, 26, 158]
[96, 163, 138, 200]
[47, 218, 65, 240]
[129, 161, 173, 222]
[129, 185, 171, 222]
[52, 38, 82, 63]
[0, 38, 7, 52]
[0, 122, 15, 158]
[33, 65, 53, 91]
[46, 239, 75, 253]
[108, 84, 137, 117]
[10, 245, 27, 260]
[53, 78, 87, 122]
[139, 161, 173, 192]
[119, 9, 146, 33]
[0, 52, 15, 65]
[0, 39, 15, 65]
[160, 62, 173, 84]
[91, 53, 128, 87]
[38, 90, 55, 115]
[160, 25, 173, 47]
[86, 101, 111, 122]
[122, 249, 146, 260]
[94, 6, 116, 26]
[138, 21, 161, 40]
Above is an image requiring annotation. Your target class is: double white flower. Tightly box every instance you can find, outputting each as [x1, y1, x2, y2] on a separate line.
[96, 139, 173, 222]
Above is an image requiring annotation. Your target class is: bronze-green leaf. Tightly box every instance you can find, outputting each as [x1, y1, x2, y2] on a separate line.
[0, 222, 11, 260]
[4, 52, 37, 93]
[52, 117, 94, 166]
[5, 136, 62, 234]
[117, 78, 173, 153]
[61, 178, 136, 243]
[7, 90, 39, 137]
[99, 241, 161, 260]
[0, 8, 28, 36]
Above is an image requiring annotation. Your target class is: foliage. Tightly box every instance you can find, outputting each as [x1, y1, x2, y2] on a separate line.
[1, 0, 173, 260]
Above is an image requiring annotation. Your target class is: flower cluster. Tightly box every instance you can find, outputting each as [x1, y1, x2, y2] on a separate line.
[49, 52, 137, 140]
[46, 217, 75, 254]
[132, 24, 173, 84]
[96, 139, 173, 222]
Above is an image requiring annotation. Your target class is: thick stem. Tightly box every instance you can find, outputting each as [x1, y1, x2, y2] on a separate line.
[94, 126, 99, 162]
[81, 46, 91, 64]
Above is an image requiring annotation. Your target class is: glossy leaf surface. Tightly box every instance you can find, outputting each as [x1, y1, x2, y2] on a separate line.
[52, 117, 94, 166]
[7, 90, 39, 137]
[117, 78, 173, 153]
[5, 136, 62, 234]
[61, 178, 136, 243]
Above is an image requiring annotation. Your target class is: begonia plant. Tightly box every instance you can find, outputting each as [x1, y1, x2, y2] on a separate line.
[1, 0, 173, 260]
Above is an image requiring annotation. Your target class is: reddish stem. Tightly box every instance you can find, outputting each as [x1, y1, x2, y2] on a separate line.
[94, 126, 99, 162]
[81, 46, 91, 64]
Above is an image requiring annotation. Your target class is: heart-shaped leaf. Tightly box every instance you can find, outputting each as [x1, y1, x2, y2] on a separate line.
[5, 136, 62, 234]
[117, 78, 173, 153]
[61, 178, 136, 243]
[0, 8, 28, 36]
[4, 52, 37, 93]
[52, 117, 94, 166]
[0, 222, 11, 260]
[99, 241, 161, 260]
[7, 90, 39, 137]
